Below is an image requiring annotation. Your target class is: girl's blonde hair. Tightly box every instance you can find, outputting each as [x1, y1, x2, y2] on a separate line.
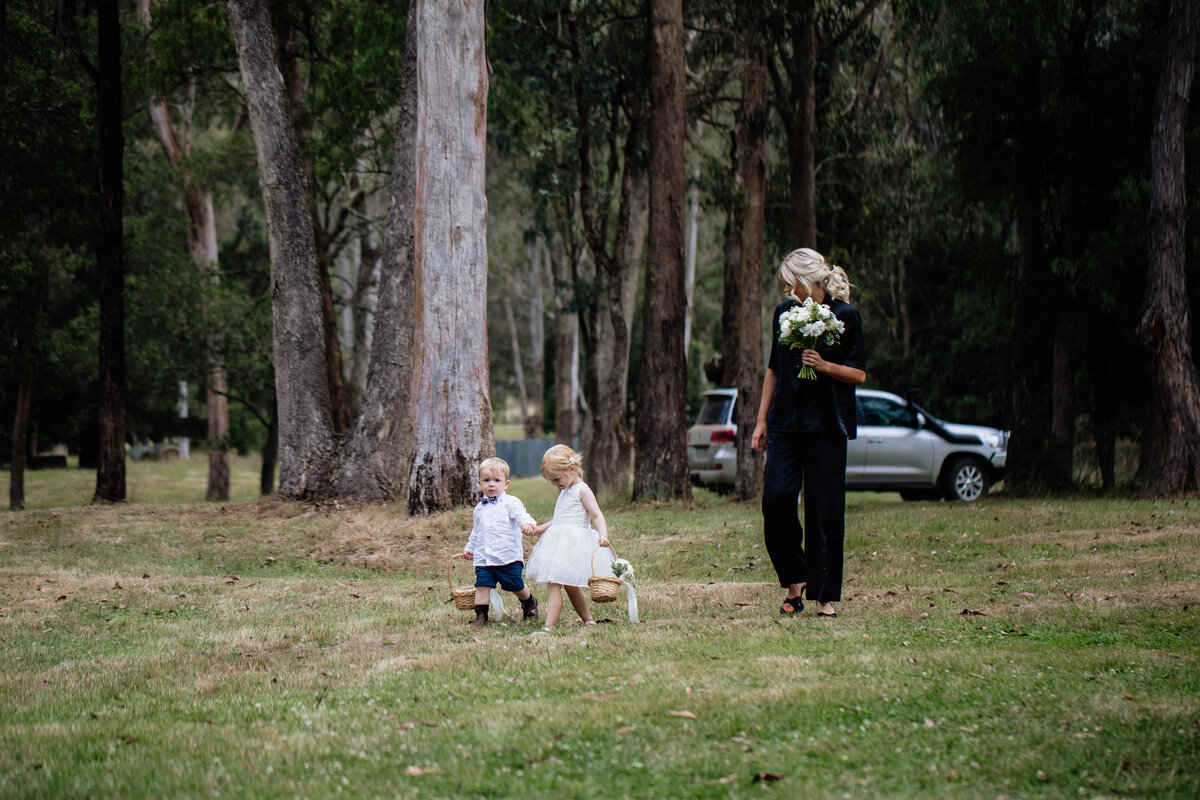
[779, 248, 852, 303]
[541, 444, 583, 481]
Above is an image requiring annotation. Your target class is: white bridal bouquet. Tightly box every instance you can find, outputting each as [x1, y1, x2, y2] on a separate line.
[778, 298, 845, 380]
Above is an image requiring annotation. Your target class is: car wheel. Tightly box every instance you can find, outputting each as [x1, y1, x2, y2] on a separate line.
[942, 457, 990, 502]
[900, 489, 939, 502]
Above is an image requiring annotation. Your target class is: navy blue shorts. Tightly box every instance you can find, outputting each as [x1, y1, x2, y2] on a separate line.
[475, 561, 526, 592]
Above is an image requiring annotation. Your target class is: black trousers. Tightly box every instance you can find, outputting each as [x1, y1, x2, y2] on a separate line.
[761, 430, 847, 603]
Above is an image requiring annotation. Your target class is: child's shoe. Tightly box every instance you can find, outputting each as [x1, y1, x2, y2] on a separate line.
[470, 604, 489, 627]
[521, 595, 539, 621]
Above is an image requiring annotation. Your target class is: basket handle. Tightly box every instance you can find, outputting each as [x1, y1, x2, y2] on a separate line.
[447, 555, 467, 592]
[590, 543, 617, 579]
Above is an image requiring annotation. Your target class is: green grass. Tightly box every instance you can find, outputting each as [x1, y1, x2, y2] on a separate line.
[6, 454, 265, 509]
[2, 462, 1198, 798]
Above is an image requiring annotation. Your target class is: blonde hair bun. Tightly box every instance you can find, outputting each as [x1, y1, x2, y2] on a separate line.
[778, 247, 852, 303]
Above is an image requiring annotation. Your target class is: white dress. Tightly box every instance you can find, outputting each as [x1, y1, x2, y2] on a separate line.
[526, 482, 614, 587]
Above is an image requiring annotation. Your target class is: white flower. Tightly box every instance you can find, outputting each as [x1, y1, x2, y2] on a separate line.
[801, 321, 826, 338]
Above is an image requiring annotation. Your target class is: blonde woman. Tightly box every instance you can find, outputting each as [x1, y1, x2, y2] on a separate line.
[750, 248, 866, 619]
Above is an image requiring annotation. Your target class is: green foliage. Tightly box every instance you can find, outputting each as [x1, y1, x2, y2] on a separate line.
[0, 3, 102, 455]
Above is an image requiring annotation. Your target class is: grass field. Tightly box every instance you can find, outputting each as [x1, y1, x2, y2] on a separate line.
[1, 460, 1198, 799]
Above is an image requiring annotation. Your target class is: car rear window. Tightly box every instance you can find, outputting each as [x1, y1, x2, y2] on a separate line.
[696, 395, 734, 425]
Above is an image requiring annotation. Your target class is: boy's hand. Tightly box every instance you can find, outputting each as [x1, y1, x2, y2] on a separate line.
[462, 551, 473, 559]
[520, 522, 535, 536]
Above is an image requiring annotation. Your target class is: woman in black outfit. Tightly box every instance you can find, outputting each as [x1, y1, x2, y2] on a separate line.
[750, 248, 866, 618]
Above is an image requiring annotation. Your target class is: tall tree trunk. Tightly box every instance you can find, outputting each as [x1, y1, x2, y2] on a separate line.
[569, 18, 645, 492]
[585, 149, 644, 494]
[1136, 0, 1200, 493]
[140, 0, 231, 501]
[9, 372, 32, 511]
[897, 254, 911, 358]
[1003, 55, 1052, 494]
[1048, 310, 1076, 490]
[633, 0, 690, 501]
[260, 399, 278, 496]
[551, 244, 580, 444]
[94, 0, 126, 503]
[279, 34, 352, 434]
[613, 169, 648, 484]
[682, 161, 699, 357]
[226, 0, 335, 498]
[524, 236, 546, 438]
[335, 0, 491, 513]
[205, 365, 231, 501]
[732, 34, 767, 502]
[719, 130, 742, 389]
[347, 194, 378, 417]
[785, 5, 817, 249]
[503, 295, 531, 428]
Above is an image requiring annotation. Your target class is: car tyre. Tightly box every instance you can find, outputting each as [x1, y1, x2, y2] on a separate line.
[942, 456, 990, 502]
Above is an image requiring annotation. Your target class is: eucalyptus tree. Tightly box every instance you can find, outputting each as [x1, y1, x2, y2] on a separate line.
[77, 0, 129, 503]
[915, 0, 1166, 492]
[226, 0, 336, 497]
[633, 0, 691, 501]
[1137, 0, 1200, 492]
[1, 3, 95, 508]
[228, 0, 491, 511]
[766, 0, 885, 250]
[490, 0, 651, 493]
[729, 5, 769, 502]
[271, 1, 405, 435]
[137, 0, 235, 501]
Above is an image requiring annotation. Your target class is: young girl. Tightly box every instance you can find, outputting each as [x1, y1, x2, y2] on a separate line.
[525, 445, 614, 629]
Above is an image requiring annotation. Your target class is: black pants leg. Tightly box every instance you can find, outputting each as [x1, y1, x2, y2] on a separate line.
[762, 430, 847, 602]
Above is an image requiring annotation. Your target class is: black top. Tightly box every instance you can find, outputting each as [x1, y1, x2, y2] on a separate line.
[766, 297, 867, 439]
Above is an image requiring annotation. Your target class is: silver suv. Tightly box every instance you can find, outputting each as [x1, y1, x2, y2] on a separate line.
[687, 388, 1008, 502]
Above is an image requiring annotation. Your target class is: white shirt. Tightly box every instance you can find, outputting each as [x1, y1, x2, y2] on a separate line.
[464, 492, 535, 567]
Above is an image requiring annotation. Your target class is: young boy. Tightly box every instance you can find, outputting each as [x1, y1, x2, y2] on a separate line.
[462, 457, 539, 627]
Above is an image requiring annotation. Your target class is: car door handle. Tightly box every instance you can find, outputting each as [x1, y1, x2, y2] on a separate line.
[866, 438, 884, 444]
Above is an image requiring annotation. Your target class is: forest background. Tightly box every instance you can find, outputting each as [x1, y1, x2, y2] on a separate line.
[2, 0, 1199, 512]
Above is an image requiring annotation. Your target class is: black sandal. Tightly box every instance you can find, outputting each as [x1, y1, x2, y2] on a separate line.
[780, 595, 804, 615]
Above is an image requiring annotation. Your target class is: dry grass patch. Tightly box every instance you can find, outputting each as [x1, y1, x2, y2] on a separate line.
[2, 483, 1199, 799]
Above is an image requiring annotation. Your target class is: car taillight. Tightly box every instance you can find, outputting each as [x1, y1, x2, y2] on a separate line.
[711, 429, 735, 443]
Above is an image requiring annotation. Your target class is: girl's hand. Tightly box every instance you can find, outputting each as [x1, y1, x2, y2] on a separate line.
[597, 536, 610, 548]
[520, 522, 535, 536]
[751, 421, 767, 453]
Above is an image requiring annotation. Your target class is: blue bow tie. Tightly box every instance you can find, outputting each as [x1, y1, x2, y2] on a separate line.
[479, 496, 499, 505]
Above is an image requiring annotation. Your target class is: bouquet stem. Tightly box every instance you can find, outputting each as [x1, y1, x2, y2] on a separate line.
[798, 364, 818, 381]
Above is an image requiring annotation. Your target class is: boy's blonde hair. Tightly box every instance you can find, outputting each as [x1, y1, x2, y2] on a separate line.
[477, 457, 511, 480]
[540, 444, 582, 480]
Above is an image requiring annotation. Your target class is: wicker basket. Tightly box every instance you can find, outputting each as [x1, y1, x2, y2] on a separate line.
[588, 544, 621, 603]
[447, 557, 476, 610]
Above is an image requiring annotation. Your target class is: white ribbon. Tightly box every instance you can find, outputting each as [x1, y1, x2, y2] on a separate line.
[489, 589, 506, 621]
[621, 575, 639, 623]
